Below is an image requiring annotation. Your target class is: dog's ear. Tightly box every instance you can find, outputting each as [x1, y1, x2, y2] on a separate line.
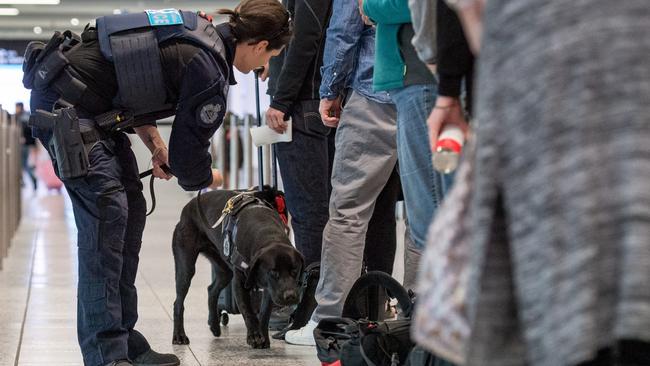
[294, 249, 305, 277]
[244, 245, 276, 289]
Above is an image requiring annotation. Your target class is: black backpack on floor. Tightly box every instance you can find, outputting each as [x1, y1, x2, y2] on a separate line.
[315, 271, 415, 366]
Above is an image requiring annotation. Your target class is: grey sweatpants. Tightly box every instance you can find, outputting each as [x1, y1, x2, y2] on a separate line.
[312, 90, 409, 322]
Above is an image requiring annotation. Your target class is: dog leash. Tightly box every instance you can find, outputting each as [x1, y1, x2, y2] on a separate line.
[139, 164, 172, 216]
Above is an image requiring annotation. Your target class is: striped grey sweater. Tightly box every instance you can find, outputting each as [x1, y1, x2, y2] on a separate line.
[465, 1, 650, 365]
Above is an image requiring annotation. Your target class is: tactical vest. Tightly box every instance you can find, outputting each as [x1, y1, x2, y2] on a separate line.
[96, 9, 230, 117]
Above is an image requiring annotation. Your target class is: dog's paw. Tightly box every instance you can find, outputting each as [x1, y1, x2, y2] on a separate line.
[247, 330, 269, 349]
[209, 321, 221, 337]
[261, 335, 271, 349]
[172, 333, 190, 345]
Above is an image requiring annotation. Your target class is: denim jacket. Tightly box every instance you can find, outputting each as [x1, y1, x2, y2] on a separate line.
[319, 0, 391, 104]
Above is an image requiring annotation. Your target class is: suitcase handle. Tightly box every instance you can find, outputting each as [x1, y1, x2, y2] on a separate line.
[253, 66, 279, 190]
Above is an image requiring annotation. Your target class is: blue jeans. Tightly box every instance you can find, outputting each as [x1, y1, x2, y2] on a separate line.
[31, 88, 150, 366]
[390, 84, 454, 249]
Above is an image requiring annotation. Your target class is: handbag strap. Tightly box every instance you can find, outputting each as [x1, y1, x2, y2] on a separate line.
[342, 271, 414, 320]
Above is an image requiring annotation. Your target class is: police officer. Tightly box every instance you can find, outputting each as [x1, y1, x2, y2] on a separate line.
[22, 0, 292, 365]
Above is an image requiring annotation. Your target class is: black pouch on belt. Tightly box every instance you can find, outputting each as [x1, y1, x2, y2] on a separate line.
[22, 40, 46, 89]
[95, 109, 134, 132]
[29, 107, 89, 180]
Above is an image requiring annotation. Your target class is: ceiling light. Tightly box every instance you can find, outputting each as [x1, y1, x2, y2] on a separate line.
[33, 26, 42, 34]
[0, 0, 60, 4]
[70, 17, 79, 25]
[0, 7, 19, 15]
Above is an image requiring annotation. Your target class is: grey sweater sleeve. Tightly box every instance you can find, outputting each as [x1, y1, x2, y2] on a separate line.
[408, 0, 437, 64]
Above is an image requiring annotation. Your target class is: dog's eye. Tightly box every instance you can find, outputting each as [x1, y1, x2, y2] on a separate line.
[269, 270, 279, 279]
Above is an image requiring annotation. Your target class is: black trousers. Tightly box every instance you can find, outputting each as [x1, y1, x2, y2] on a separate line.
[576, 340, 650, 366]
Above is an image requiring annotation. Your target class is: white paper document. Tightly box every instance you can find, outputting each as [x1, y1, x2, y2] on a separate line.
[250, 119, 293, 147]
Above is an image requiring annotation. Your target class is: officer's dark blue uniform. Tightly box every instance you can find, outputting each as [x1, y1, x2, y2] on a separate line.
[26, 9, 235, 366]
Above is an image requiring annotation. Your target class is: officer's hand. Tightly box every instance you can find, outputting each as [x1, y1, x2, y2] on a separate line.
[265, 107, 288, 133]
[319, 97, 342, 128]
[208, 168, 224, 189]
[152, 147, 173, 180]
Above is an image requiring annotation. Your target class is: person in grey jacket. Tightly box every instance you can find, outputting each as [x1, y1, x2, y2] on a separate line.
[408, 0, 437, 67]
[435, 1, 650, 365]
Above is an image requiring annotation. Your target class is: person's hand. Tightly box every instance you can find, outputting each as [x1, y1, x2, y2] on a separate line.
[427, 96, 470, 152]
[358, 0, 375, 25]
[152, 146, 173, 180]
[208, 168, 224, 189]
[265, 107, 288, 133]
[319, 97, 342, 128]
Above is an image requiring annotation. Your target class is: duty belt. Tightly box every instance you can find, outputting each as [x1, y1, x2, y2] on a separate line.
[78, 119, 107, 148]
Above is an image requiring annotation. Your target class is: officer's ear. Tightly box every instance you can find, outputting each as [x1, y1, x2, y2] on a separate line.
[254, 40, 270, 54]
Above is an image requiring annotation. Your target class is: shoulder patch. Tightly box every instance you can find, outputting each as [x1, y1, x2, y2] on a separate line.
[197, 95, 226, 128]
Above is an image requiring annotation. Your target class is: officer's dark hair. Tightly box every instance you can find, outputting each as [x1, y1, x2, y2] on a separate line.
[217, 0, 292, 50]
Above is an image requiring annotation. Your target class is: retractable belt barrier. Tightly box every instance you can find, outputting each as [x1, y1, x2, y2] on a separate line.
[0, 107, 24, 271]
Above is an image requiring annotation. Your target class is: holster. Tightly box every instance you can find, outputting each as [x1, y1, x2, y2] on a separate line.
[29, 107, 96, 180]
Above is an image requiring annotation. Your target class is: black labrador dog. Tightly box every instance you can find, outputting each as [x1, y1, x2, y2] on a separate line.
[171, 188, 304, 349]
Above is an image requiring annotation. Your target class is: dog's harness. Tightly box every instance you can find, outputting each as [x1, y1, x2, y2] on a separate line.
[220, 193, 271, 275]
[196, 190, 289, 288]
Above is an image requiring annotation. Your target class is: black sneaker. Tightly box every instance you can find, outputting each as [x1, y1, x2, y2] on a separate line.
[269, 304, 295, 331]
[132, 349, 180, 366]
[104, 361, 132, 366]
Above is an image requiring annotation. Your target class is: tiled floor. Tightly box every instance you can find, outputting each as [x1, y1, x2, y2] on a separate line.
[1, 132, 408, 365]
[0, 180, 322, 365]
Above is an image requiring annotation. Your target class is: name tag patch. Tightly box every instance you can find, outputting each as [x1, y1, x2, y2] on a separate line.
[145, 9, 183, 26]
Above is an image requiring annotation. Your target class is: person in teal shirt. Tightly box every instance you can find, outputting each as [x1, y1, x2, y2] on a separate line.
[361, 0, 453, 252]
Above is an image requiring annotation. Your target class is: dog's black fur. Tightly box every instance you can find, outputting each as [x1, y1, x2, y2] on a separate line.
[172, 188, 304, 349]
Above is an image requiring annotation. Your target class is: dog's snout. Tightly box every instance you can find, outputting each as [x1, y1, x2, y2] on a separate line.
[282, 289, 299, 303]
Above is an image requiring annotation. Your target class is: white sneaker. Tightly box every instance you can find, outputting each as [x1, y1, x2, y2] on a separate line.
[284, 320, 318, 346]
